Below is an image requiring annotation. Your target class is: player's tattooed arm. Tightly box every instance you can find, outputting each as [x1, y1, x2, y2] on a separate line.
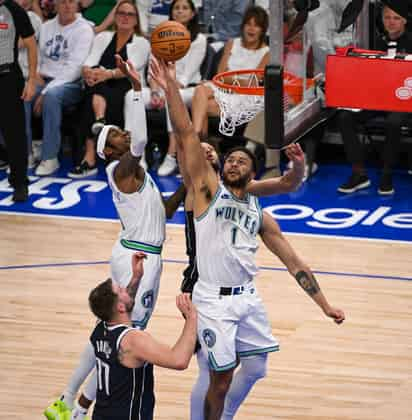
[295, 270, 320, 296]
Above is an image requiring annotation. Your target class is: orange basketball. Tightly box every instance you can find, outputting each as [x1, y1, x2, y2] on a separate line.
[150, 20, 191, 62]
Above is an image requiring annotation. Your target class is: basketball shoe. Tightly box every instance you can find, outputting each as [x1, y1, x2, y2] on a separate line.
[44, 399, 70, 419]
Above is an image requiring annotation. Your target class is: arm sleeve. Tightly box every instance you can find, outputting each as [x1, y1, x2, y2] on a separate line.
[178, 34, 207, 87]
[124, 90, 148, 158]
[42, 23, 94, 94]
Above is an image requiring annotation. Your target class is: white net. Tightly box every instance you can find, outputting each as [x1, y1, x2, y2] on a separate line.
[213, 72, 264, 136]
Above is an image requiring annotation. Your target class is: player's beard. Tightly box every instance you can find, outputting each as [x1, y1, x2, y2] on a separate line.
[125, 299, 135, 314]
[222, 171, 250, 189]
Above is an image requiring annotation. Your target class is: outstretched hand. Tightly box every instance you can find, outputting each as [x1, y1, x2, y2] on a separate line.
[284, 143, 305, 168]
[115, 54, 141, 91]
[131, 251, 147, 281]
[149, 56, 176, 92]
[176, 293, 197, 321]
[324, 306, 345, 325]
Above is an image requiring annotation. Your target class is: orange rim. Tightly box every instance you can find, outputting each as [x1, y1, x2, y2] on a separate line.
[212, 69, 315, 95]
[212, 69, 264, 95]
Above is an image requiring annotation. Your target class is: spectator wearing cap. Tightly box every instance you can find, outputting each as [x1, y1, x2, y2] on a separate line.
[0, 0, 37, 202]
[337, 0, 412, 196]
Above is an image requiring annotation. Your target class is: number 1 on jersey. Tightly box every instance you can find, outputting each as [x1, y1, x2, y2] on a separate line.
[231, 227, 238, 245]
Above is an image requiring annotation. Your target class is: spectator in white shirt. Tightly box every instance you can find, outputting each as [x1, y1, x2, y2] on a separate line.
[68, 0, 150, 178]
[32, 0, 94, 176]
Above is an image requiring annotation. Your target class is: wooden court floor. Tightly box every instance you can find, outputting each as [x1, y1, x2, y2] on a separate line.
[0, 213, 411, 420]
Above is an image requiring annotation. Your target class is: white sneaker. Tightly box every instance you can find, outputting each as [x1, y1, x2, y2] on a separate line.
[157, 154, 177, 176]
[35, 158, 60, 176]
[32, 140, 42, 161]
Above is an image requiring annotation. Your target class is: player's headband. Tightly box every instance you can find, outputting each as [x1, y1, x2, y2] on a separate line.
[96, 125, 117, 160]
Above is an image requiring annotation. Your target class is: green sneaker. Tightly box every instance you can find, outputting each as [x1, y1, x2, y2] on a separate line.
[44, 399, 70, 420]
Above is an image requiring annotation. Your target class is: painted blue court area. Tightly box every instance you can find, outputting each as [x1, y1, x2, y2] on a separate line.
[0, 161, 411, 243]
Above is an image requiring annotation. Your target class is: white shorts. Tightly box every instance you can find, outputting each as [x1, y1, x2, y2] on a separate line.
[110, 240, 162, 329]
[192, 280, 279, 372]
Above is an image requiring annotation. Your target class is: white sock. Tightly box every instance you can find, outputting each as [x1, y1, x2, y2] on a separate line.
[63, 342, 95, 406]
[221, 354, 268, 420]
[190, 351, 210, 420]
[71, 401, 88, 420]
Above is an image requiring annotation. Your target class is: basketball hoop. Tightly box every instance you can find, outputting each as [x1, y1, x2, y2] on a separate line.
[212, 69, 264, 136]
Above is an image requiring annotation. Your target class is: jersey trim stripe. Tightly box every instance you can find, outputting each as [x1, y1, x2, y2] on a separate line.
[195, 186, 222, 222]
[208, 352, 238, 372]
[137, 173, 147, 194]
[237, 345, 280, 358]
[137, 363, 147, 420]
[116, 327, 134, 351]
[227, 190, 250, 204]
[129, 367, 136, 420]
[255, 196, 263, 231]
[120, 239, 162, 254]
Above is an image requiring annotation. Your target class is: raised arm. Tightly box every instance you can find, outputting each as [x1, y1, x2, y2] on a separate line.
[120, 294, 197, 370]
[163, 183, 186, 219]
[260, 212, 345, 324]
[246, 143, 305, 196]
[150, 58, 205, 176]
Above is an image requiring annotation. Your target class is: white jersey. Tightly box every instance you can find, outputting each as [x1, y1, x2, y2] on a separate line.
[194, 183, 263, 288]
[106, 161, 166, 249]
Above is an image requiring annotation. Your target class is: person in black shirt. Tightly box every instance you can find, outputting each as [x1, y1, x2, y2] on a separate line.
[337, 1, 412, 196]
[88, 251, 197, 420]
[0, 0, 37, 201]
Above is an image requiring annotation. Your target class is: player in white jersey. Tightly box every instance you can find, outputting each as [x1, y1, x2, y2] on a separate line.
[45, 56, 186, 420]
[151, 57, 345, 420]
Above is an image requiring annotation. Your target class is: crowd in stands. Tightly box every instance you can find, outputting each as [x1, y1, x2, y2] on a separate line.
[0, 0, 411, 202]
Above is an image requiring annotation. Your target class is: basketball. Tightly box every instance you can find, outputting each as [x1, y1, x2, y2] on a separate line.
[150, 20, 191, 62]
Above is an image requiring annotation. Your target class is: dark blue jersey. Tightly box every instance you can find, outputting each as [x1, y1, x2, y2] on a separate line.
[181, 210, 199, 293]
[90, 321, 155, 420]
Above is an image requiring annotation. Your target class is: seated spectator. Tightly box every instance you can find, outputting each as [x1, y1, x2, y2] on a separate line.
[30, 0, 94, 176]
[68, 0, 150, 178]
[337, 1, 412, 196]
[16, 0, 42, 168]
[305, 0, 354, 75]
[156, 0, 207, 176]
[191, 5, 269, 140]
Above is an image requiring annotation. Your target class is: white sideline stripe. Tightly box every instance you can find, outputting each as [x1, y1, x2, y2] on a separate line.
[0, 211, 411, 245]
